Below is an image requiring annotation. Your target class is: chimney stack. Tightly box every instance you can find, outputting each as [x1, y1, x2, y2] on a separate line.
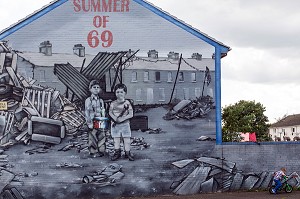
[73, 44, 85, 57]
[191, 53, 202, 60]
[167, 51, 179, 60]
[147, 50, 158, 58]
[39, 41, 52, 56]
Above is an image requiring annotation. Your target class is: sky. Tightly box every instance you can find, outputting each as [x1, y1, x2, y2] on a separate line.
[1, 0, 299, 123]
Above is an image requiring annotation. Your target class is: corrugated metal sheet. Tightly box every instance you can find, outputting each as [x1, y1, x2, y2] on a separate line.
[54, 63, 90, 101]
[81, 51, 127, 80]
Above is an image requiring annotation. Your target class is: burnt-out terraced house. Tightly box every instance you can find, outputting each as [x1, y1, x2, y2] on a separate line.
[0, 0, 231, 198]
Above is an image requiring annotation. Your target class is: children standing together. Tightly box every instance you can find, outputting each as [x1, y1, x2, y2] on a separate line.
[84, 81, 134, 161]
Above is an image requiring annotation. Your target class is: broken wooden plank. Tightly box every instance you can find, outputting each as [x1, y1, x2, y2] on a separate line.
[0, 53, 5, 73]
[6, 67, 21, 87]
[0, 169, 15, 193]
[41, 91, 46, 117]
[259, 172, 274, 189]
[241, 175, 259, 190]
[253, 171, 268, 189]
[172, 159, 195, 169]
[201, 177, 218, 193]
[11, 54, 18, 71]
[31, 134, 61, 145]
[10, 187, 24, 199]
[15, 130, 28, 142]
[196, 157, 235, 173]
[173, 166, 211, 195]
[229, 173, 244, 191]
[46, 91, 51, 118]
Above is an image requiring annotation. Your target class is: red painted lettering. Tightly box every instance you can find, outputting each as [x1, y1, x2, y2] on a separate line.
[102, 0, 112, 12]
[113, 0, 120, 12]
[91, 0, 100, 11]
[102, 16, 109, 28]
[87, 30, 100, 48]
[82, 0, 91, 12]
[93, 16, 109, 28]
[101, 30, 113, 47]
[73, 0, 81, 12]
[121, 0, 129, 12]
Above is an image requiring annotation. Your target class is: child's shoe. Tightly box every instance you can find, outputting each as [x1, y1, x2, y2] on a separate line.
[125, 151, 134, 161]
[111, 149, 121, 161]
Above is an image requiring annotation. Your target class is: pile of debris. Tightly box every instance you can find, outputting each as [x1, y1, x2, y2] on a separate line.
[82, 163, 124, 187]
[163, 96, 214, 121]
[170, 156, 300, 194]
[0, 42, 86, 147]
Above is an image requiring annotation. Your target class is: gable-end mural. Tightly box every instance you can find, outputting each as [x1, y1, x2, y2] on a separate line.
[0, 0, 230, 198]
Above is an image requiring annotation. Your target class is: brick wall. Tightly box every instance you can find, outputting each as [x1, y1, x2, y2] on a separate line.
[212, 143, 300, 174]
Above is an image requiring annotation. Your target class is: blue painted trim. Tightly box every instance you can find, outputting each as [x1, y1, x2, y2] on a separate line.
[215, 47, 222, 145]
[133, 0, 230, 53]
[0, 0, 68, 40]
[222, 141, 300, 145]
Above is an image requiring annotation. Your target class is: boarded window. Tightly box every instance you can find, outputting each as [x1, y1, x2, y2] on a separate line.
[40, 70, 46, 82]
[132, 71, 137, 82]
[159, 88, 165, 101]
[183, 88, 189, 99]
[144, 71, 149, 82]
[136, 88, 142, 101]
[191, 72, 196, 82]
[178, 72, 184, 82]
[167, 71, 173, 82]
[155, 71, 160, 82]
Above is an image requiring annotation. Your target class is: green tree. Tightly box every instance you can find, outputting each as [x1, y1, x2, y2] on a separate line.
[222, 100, 271, 142]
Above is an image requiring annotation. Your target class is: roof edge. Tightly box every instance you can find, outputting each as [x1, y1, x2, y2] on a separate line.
[0, 0, 68, 41]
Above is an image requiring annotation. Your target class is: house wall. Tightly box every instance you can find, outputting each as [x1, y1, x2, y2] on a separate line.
[106, 69, 215, 104]
[269, 126, 300, 141]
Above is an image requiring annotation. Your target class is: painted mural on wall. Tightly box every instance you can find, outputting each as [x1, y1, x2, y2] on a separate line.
[0, 0, 230, 198]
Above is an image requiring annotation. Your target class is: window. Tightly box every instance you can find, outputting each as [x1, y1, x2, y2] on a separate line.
[195, 88, 201, 98]
[159, 88, 165, 102]
[178, 72, 184, 82]
[144, 71, 149, 82]
[167, 72, 173, 82]
[191, 72, 196, 82]
[292, 127, 295, 132]
[155, 71, 161, 82]
[131, 71, 137, 82]
[136, 88, 142, 101]
[40, 70, 46, 82]
[273, 129, 276, 133]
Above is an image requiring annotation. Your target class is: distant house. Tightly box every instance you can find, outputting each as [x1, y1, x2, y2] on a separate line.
[269, 114, 300, 141]
[16, 42, 94, 93]
[108, 50, 215, 105]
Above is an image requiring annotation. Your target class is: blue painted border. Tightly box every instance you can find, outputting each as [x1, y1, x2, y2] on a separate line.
[215, 48, 222, 145]
[223, 141, 300, 145]
[0, 0, 68, 40]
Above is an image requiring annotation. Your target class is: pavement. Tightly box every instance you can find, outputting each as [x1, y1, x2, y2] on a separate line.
[123, 191, 300, 199]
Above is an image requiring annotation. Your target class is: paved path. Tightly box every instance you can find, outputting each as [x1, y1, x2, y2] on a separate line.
[123, 191, 300, 199]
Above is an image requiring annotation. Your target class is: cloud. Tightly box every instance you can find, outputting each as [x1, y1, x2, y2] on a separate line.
[222, 47, 300, 84]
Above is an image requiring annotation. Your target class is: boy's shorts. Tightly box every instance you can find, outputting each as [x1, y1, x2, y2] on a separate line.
[111, 122, 131, 138]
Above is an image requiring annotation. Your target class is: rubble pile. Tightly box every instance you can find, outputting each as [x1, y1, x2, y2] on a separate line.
[0, 42, 86, 147]
[82, 163, 124, 187]
[171, 156, 300, 195]
[163, 96, 214, 121]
